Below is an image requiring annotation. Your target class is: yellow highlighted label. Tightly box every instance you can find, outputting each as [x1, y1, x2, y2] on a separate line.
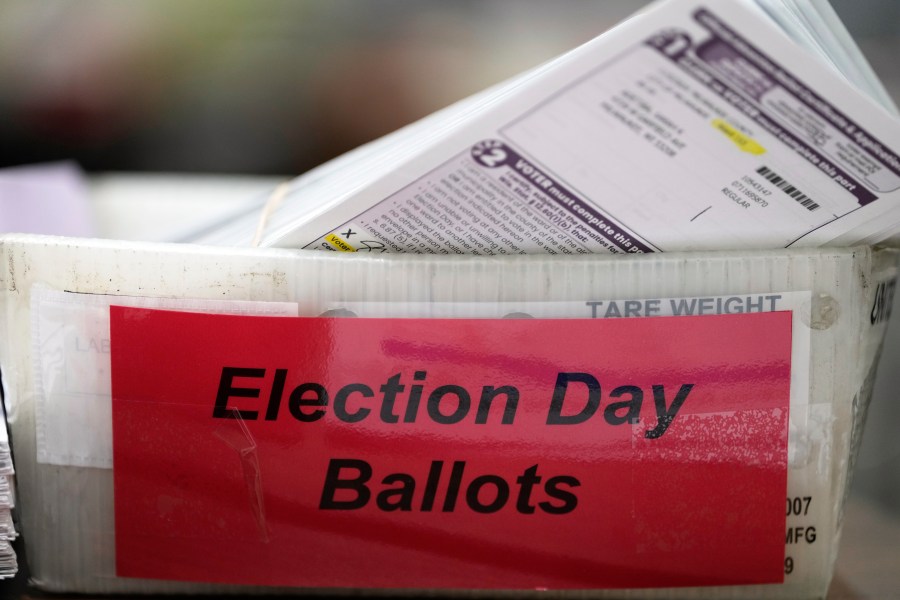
[325, 233, 355, 252]
[712, 119, 766, 155]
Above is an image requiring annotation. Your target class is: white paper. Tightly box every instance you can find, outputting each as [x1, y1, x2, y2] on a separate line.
[238, 0, 900, 254]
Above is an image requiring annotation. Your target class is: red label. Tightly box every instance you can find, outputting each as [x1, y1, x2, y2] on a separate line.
[111, 307, 790, 589]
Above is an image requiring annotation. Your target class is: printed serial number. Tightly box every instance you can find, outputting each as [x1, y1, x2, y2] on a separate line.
[730, 179, 770, 207]
[786, 496, 812, 516]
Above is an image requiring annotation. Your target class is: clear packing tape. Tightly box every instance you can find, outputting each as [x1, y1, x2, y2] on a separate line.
[0, 233, 897, 598]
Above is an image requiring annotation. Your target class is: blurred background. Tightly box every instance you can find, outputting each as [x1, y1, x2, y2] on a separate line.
[0, 0, 898, 540]
[2, 0, 896, 177]
[0, 0, 650, 175]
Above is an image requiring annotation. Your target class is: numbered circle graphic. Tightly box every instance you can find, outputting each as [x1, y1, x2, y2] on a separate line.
[647, 29, 692, 58]
[471, 140, 508, 168]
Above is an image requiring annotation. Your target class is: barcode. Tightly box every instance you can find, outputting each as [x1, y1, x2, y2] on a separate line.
[756, 166, 820, 211]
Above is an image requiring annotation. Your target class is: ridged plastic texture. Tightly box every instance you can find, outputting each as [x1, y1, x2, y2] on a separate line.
[0, 234, 896, 599]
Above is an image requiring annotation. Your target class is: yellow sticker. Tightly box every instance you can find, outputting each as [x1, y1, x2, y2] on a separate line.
[325, 233, 355, 252]
[712, 119, 766, 155]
